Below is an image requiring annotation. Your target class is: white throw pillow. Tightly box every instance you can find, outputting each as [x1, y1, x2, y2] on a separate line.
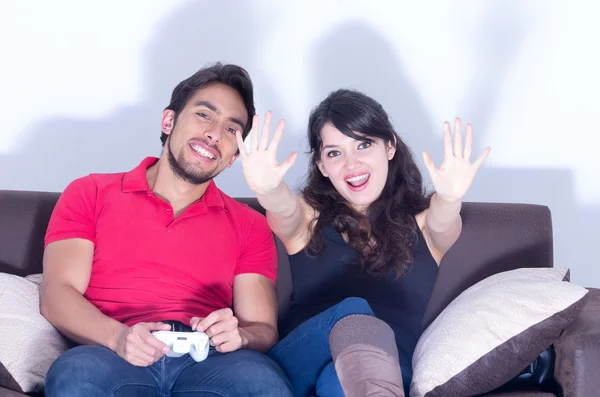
[0, 272, 70, 393]
[410, 267, 588, 397]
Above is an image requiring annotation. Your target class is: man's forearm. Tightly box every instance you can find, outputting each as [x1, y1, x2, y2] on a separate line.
[40, 283, 126, 351]
[239, 323, 279, 353]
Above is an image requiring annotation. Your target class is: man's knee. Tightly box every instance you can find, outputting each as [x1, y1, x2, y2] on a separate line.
[45, 345, 129, 395]
[46, 346, 106, 388]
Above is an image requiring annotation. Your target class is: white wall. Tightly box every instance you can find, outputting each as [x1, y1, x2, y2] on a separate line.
[1, 0, 598, 286]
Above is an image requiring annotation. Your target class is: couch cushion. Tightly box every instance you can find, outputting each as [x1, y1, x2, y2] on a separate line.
[0, 385, 32, 397]
[0, 273, 70, 394]
[423, 203, 553, 330]
[410, 268, 588, 397]
[482, 392, 555, 397]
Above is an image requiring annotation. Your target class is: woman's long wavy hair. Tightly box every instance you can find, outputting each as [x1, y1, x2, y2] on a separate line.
[302, 89, 431, 279]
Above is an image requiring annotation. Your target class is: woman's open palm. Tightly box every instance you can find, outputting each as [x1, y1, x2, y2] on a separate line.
[422, 118, 491, 202]
[236, 112, 298, 196]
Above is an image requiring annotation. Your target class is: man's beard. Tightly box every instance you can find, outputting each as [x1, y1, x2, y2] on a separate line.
[167, 138, 222, 185]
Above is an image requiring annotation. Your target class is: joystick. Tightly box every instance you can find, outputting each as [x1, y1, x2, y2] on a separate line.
[152, 330, 210, 362]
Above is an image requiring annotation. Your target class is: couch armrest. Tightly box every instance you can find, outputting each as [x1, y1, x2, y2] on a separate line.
[554, 287, 600, 397]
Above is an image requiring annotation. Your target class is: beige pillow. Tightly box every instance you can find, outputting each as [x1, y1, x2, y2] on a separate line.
[410, 267, 588, 397]
[0, 273, 70, 393]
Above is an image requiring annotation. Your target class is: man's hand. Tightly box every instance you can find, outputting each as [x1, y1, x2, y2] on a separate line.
[190, 308, 247, 353]
[113, 322, 171, 366]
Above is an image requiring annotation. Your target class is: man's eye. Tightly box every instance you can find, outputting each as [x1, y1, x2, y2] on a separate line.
[226, 128, 238, 134]
[197, 113, 210, 120]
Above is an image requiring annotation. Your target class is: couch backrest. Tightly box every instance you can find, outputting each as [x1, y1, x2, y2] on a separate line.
[0, 190, 60, 276]
[0, 190, 553, 328]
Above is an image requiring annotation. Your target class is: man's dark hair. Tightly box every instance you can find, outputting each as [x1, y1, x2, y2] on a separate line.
[161, 62, 255, 146]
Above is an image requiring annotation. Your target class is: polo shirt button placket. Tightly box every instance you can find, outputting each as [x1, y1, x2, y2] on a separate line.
[165, 207, 173, 231]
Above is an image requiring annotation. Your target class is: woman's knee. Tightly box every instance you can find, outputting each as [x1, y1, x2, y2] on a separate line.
[334, 297, 374, 318]
[316, 361, 345, 397]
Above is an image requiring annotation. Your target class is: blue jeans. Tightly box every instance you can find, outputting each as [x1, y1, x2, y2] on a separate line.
[268, 297, 412, 397]
[45, 345, 292, 396]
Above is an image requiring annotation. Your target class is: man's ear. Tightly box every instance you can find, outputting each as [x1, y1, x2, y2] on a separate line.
[161, 110, 175, 135]
[316, 160, 328, 178]
[226, 153, 240, 168]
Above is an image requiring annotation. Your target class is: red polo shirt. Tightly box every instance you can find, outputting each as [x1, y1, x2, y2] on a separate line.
[44, 157, 278, 327]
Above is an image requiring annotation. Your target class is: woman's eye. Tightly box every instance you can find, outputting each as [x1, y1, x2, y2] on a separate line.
[358, 141, 371, 149]
[327, 150, 341, 158]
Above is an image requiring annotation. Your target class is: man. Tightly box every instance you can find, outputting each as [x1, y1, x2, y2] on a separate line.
[41, 63, 292, 396]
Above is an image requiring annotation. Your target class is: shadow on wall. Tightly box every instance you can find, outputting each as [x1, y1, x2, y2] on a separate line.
[0, 1, 597, 285]
[0, 0, 295, 197]
[305, 6, 599, 286]
[305, 20, 439, 190]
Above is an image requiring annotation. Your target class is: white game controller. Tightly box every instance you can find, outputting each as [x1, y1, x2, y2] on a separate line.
[152, 331, 210, 362]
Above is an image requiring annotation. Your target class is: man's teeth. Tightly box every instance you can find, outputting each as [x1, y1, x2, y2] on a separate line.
[192, 145, 215, 159]
[346, 174, 369, 182]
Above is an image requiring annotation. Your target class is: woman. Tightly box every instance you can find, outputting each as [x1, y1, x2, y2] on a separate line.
[235, 89, 490, 397]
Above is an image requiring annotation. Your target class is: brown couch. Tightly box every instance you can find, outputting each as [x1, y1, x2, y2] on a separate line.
[0, 189, 598, 397]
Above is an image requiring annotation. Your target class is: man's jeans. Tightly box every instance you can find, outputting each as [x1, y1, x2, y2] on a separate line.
[268, 297, 412, 397]
[45, 344, 292, 397]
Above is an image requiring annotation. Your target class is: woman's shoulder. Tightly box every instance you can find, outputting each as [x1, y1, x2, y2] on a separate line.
[415, 210, 427, 233]
[413, 209, 444, 265]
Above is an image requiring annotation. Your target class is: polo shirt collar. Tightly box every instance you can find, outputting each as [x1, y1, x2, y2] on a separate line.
[121, 156, 157, 193]
[121, 156, 225, 209]
[202, 179, 225, 209]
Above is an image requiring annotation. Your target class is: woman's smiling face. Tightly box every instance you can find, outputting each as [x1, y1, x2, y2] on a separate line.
[317, 123, 395, 213]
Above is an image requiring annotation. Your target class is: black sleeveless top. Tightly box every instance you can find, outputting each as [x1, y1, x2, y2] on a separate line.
[281, 223, 439, 365]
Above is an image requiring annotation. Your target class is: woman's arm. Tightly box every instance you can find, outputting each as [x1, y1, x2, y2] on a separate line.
[421, 118, 490, 260]
[422, 193, 463, 258]
[236, 112, 313, 251]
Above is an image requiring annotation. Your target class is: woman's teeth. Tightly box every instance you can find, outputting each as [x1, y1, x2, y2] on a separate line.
[345, 173, 370, 187]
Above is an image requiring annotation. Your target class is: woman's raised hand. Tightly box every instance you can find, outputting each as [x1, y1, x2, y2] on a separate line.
[422, 118, 491, 203]
[235, 112, 298, 196]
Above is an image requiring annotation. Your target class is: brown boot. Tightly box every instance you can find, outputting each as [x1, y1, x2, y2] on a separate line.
[329, 314, 405, 397]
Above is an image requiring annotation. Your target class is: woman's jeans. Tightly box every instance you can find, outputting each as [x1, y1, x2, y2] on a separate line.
[268, 297, 412, 397]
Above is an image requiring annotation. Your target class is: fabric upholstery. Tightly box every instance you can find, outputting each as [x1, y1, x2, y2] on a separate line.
[410, 268, 588, 397]
[0, 190, 593, 397]
[0, 273, 70, 393]
[554, 287, 600, 397]
[422, 203, 553, 330]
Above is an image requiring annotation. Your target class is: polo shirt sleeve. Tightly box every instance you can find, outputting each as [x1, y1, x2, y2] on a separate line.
[44, 175, 98, 248]
[235, 210, 278, 284]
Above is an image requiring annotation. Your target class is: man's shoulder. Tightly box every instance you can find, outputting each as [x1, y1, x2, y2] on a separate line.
[64, 171, 127, 195]
[211, 187, 270, 235]
[217, 189, 265, 220]
[63, 157, 155, 195]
